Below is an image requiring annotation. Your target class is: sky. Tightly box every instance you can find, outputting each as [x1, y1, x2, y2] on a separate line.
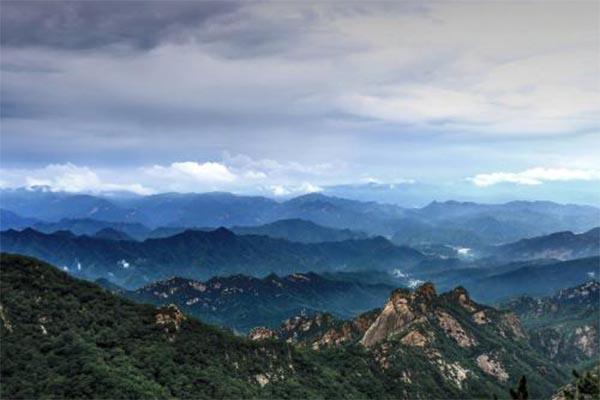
[1, 1, 599, 203]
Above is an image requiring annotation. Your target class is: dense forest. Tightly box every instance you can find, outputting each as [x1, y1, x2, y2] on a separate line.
[1, 253, 587, 399]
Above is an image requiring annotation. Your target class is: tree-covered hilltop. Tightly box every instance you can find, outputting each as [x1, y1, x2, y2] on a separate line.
[125, 272, 394, 333]
[1, 253, 571, 399]
[552, 366, 600, 400]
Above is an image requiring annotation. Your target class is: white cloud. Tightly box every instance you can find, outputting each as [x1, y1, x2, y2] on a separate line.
[0, 156, 333, 195]
[5, 163, 153, 194]
[145, 161, 237, 183]
[470, 167, 600, 187]
[269, 182, 323, 197]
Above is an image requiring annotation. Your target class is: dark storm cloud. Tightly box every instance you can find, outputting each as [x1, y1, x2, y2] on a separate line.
[0, 0, 240, 50]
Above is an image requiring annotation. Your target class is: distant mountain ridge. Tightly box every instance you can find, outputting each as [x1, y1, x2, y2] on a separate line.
[231, 218, 368, 243]
[3, 213, 369, 244]
[420, 257, 600, 303]
[0, 227, 425, 288]
[113, 272, 395, 333]
[2, 189, 597, 243]
[93, 227, 135, 241]
[488, 227, 600, 261]
[468, 258, 599, 303]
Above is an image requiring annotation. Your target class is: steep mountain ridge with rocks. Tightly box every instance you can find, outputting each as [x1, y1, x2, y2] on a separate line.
[504, 280, 600, 365]
[249, 281, 569, 395]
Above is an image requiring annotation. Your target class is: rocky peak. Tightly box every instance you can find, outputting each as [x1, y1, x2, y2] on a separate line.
[278, 312, 336, 342]
[155, 304, 186, 333]
[556, 280, 599, 304]
[415, 282, 437, 300]
[361, 287, 423, 347]
[249, 327, 278, 341]
[444, 286, 477, 312]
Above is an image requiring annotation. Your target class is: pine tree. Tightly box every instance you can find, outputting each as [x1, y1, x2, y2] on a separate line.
[509, 375, 528, 400]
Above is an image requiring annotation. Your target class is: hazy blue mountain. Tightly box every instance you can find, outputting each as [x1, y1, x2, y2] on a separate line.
[0, 228, 425, 288]
[93, 227, 135, 241]
[0, 187, 139, 222]
[488, 228, 600, 261]
[416, 257, 599, 304]
[115, 191, 280, 227]
[322, 182, 439, 207]
[231, 218, 368, 243]
[322, 181, 600, 209]
[146, 226, 196, 238]
[391, 217, 485, 247]
[275, 193, 407, 234]
[409, 200, 599, 244]
[2, 188, 598, 242]
[389, 201, 600, 248]
[121, 272, 395, 333]
[466, 257, 600, 303]
[32, 217, 151, 240]
[0, 209, 41, 230]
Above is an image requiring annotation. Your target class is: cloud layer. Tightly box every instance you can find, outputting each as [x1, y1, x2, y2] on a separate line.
[0, 154, 342, 196]
[1, 1, 598, 199]
[470, 167, 600, 187]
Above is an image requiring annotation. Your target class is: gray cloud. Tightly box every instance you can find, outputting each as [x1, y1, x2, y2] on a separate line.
[0, 1, 598, 197]
[1, 1, 240, 50]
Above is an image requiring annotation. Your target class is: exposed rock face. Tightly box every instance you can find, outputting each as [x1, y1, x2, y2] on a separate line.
[255, 374, 270, 387]
[257, 282, 552, 393]
[416, 282, 437, 301]
[278, 313, 337, 344]
[499, 313, 527, 339]
[314, 323, 357, 349]
[400, 330, 429, 347]
[155, 304, 186, 332]
[277, 310, 379, 349]
[472, 311, 490, 325]
[0, 304, 13, 333]
[505, 280, 598, 364]
[433, 358, 470, 389]
[249, 327, 277, 341]
[476, 354, 508, 382]
[445, 287, 477, 312]
[436, 311, 477, 348]
[354, 282, 520, 350]
[574, 325, 598, 357]
[361, 288, 421, 347]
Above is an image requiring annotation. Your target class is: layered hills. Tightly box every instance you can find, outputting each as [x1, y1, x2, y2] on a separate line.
[0, 228, 424, 288]
[488, 228, 600, 261]
[2, 189, 598, 244]
[0, 254, 574, 399]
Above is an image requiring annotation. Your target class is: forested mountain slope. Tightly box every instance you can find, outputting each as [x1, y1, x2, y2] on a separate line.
[0, 254, 572, 399]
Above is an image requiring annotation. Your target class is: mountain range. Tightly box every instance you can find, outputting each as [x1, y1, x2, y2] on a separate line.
[14, 216, 369, 244]
[503, 280, 599, 366]
[110, 272, 394, 333]
[487, 227, 600, 262]
[1, 254, 579, 399]
[0, 227, 425, 288]
[2, 189, 598, 245]
[422, 257, 600, 303]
